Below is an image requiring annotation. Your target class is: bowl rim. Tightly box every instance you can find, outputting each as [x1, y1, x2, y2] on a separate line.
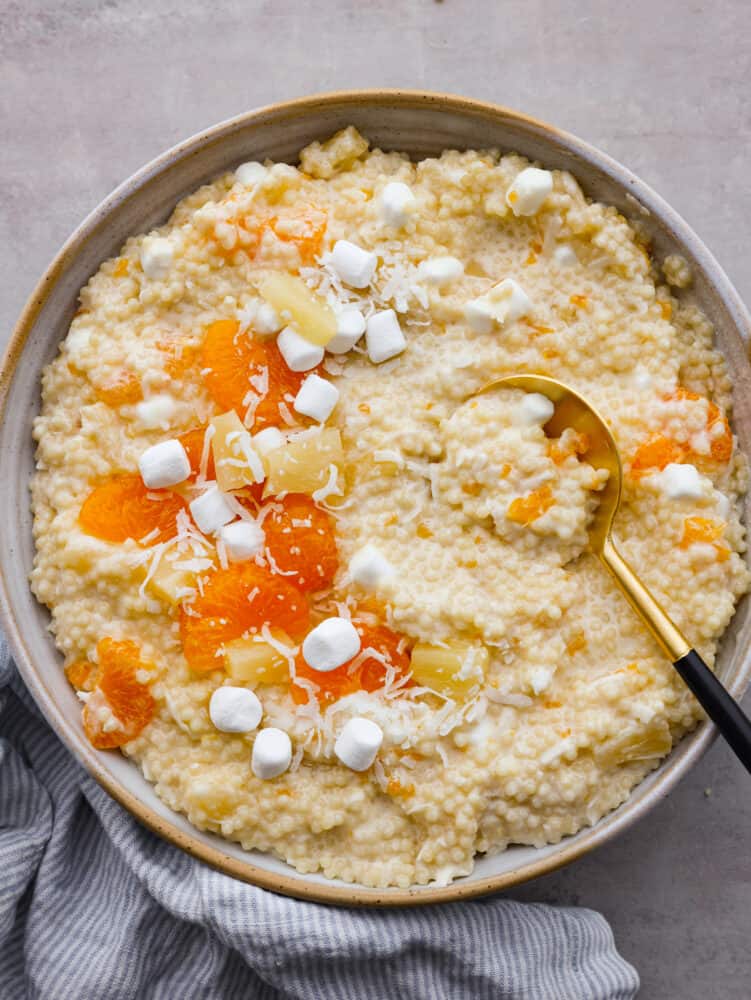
[2, 87, 750, 907]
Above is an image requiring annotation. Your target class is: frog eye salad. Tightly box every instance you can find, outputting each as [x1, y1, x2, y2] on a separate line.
[31, 127, 750, 889]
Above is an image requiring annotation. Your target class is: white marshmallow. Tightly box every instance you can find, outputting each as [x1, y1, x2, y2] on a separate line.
[277, 326, 325, 372]
[253, 426, 285, 456]
[235, 161, 268, 186]
[552, 244, 577, 268]
[302, 617, 361, 672]
[529, 666, 554, 695]
[633, 369, 653, 390]
[220, 520, 265, 561]
[327, 309, 366, 354]
[135, 394, 177, 430]
[514, 393, 555, 426]
[380, 181, 417, 227]
[417, 256, 465, 286]
[465, 279, 533, 334]
[189, 485, 236, 534]
[293, 373, 339, 423]
[365, 309, 407, 364]
[140, 236, 174, 279]
[330, 240, 377, 288]
[138, 439, 191, 489]
[349, 544, 395, 589]
[652, 463, 703, 500]
[505, 167, 554, 216]
[209, 687, 263, 733]
[334, 717, 383, 772]
[251, 728, 292, 780]
[254, 301, 282, 336]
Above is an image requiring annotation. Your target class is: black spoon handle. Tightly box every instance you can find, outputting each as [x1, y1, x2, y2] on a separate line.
[673, 649, 751, 773]
[601, 538, 751, 774]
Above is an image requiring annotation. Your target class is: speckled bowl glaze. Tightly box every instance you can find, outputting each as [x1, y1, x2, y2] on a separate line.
[2, 91, 750, 906]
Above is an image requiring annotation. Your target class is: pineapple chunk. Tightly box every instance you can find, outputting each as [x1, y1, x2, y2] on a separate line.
[299, 126, 370, 180]
[224, 631, 293, 685]
[143, 550, 211, 606]
[210, 410, 264, 492]
[185, 772, 240, 820]
[595, 720, 672, 768]
[258, 272, 336, 347]
[410, 641, 488, 700]
[264, 427, 344, 496]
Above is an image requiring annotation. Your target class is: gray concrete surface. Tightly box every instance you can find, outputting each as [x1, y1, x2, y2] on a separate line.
[2, 1, 749, 996]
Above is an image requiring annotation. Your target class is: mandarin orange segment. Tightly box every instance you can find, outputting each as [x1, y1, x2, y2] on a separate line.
[264, 494, 338, 592]
[95, 371, 143, 406]
[79, 474, 186, 545]
[179, 427, 216, 480]
[81, 638, 155, 750]
[629, 434, 684, 478]
[179, 562, 309, 673]
[548, 431, 590, 465]
[680, 516, 725, 548]
[65, 659, 99, 692]
[507, 484, 554, 525]
[355, 622, 412, 694]
[707, 405, 732, 464]
[201, 318, 310, 431]
[270, 206, 327, 265]
[666, 388, 733, 466]
[291, 619, 411, 706]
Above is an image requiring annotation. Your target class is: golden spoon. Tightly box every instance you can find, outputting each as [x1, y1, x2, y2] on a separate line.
[477, 373, 751, 772]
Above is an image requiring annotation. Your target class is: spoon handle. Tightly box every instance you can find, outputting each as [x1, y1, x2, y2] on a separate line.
[673, 649, 751, 772]
[601, 537, 751, 774]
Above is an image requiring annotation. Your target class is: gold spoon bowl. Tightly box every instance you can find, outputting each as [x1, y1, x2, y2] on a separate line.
[478, 373, 751, 773]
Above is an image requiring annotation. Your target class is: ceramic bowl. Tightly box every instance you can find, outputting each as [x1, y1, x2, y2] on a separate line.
[2, 90, 750, 905]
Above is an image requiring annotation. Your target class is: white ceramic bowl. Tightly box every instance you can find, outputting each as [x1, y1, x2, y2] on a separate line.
[2, 90, 750, 905]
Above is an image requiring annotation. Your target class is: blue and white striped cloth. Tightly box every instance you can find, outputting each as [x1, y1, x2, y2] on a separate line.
[0, 638, 639, 999]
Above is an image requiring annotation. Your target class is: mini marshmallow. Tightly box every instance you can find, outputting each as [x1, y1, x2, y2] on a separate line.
[505, 167, 554, 216]
[652, 463, 703, 500]
[366, 309, 407, 364]
[138, 439, 191, 489]
[334, 717, 383, 772]
[330, 239, 377, 288]
[190, 485, 236, 534]
[417, 256, 465, 286]
[327, 308, 366, 354]
[140, 236, 174, 279]
[465, 278, 533, 333]
[254, 301, 282, 336]
[293, 373, 339, 423]
[380, 181, 417, 227]
[209, 686, 263, 733]
[235, 161, 268, 186]
[253, 426, 285, 456]
[302, 617, 361, 672]
[135, 394, 177, 430]
[515, 393, 555, 426]
[529, 666, 554, 695]
[552, 244, 578, 268]
[252, 727, 292, 780]
[277, 326, 325, 372]
[633, 369, 653, 391]
[349, 544, 395, 589]
[220, 520, 265, 561]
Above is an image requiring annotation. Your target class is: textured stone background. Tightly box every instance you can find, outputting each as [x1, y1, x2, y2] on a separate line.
[2, 2, 750, 996]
